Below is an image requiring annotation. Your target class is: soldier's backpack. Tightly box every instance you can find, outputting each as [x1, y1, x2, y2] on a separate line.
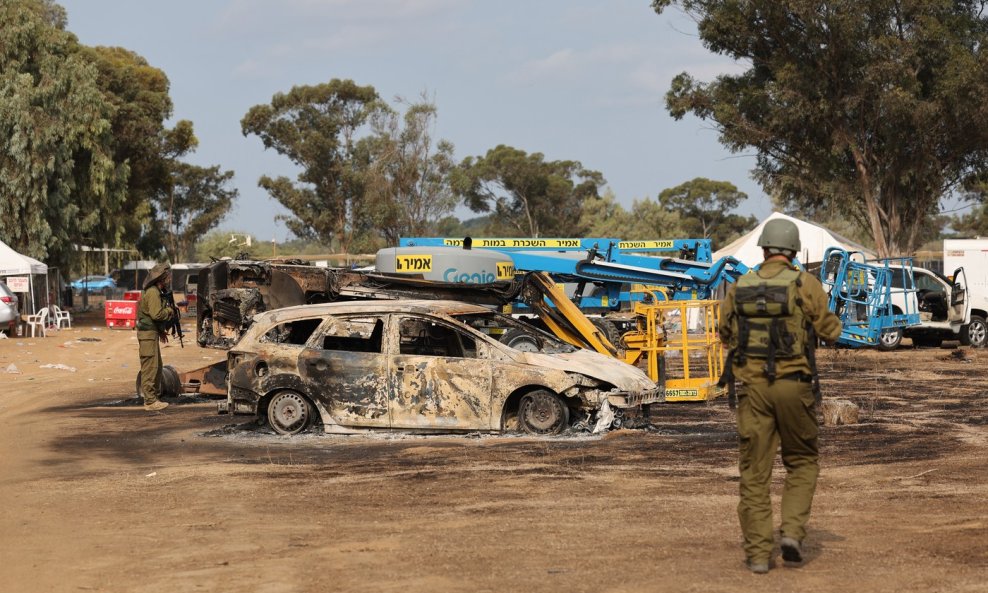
[730, 267, 809, 380]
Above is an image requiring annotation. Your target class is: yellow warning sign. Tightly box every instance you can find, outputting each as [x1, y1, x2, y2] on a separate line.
[442, 238, 582, 248]
[618, 240, 675, 250]
[496, 262, 516, 280]
[395, 255, 432, 273]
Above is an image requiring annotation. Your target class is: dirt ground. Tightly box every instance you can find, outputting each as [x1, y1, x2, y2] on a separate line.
[1, 309, 986, 593]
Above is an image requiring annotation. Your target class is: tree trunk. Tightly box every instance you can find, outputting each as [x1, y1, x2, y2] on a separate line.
[848, 143, 891, 258]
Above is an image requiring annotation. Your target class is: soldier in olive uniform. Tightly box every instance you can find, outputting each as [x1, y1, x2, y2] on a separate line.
[718, 219, 842, 574]
[137, 263, 175, 412]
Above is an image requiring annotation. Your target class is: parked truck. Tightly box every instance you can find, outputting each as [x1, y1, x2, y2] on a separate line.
[942, 239, 988, 347]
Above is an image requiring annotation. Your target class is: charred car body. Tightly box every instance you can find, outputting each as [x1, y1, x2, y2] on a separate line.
[222, 300, 662, 435]
[196, 259, 519, 350]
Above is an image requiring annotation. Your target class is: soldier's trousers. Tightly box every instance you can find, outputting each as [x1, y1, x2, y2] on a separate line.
[138, 332, 163, 405]
[736, 378, 819, 563]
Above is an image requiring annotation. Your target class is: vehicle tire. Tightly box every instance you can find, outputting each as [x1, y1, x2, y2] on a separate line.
[161, 365, 181, 397]
[591, 318, 623, 350]
[500, 327, 541, 352]
[134, 365, 183, 399]
[876, 327, 903, 351]
[267, 390, 314, 435]
[961, 314, 987, 348]
[518, 390, 569, 435]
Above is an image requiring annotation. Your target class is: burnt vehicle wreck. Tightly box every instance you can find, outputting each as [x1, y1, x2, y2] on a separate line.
[221, 300, 662, 435]
[195, 259, 520, 350]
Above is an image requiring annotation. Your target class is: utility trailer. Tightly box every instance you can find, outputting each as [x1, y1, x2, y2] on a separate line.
[820, 247, 922, 350]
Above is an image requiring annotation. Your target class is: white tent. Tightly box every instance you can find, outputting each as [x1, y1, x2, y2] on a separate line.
[0, 239, 49, 314]
[714, 211, 875, 268]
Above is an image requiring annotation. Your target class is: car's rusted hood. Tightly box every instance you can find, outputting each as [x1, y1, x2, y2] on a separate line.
[515, 349, 657, 391]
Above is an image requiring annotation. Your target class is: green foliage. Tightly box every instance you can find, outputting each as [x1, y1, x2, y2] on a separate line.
[83, 45, 199, 258]
[653, 0, 988, 257]
[0, 0, 127, 268]
[0, 2, 224, 273]
[160, 163, 237, 261]
[578, 190, 633, 238]
[362, 94, 458, 245]
[623, 199, 688, 241]
[658, 178, 755, 245]
[241, 79, 386, 253]
[453, 145, 604, 237]
[951, 204, 988, 238]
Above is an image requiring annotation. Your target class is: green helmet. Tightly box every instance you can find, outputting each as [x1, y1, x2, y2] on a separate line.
[757, 219, 801, 252]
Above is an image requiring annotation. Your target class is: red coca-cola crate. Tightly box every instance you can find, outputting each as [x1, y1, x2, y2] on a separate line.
[123, 290, 142, 301]
[105, 300, 138, 329]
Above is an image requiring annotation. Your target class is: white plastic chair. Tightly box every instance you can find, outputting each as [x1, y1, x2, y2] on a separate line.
[52, 304, 72, 329]
[26, 307, 49, 337]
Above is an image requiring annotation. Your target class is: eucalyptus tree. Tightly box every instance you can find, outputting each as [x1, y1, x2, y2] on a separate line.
[361, 95, 457, 246]
[652, 0, 988, 256]
[453, 145, 604, 237]
[241, 79, 386, 253]
[0, 0, 126, 266]
[658, 178, 755, 245]
[160, 163, 237, 262]
[84, 45, 199, 258]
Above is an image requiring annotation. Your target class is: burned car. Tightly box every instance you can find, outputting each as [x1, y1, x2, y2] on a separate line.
[223, 300, 662, 435]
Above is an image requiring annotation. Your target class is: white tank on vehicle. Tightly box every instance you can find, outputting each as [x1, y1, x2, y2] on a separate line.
[376, 246, 515, 283]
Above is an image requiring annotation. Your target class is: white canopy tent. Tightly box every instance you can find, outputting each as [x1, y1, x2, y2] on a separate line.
[0, 239, 49, 314]
[714, 211, 875, 268]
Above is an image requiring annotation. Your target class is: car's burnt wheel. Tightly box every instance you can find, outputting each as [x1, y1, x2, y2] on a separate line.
[591, 318, 623, 350]
[267, 390, 314, 435]
[518, 390, 569, 435]
[500, 328, 541, 352]
[134, 365, 182, 399]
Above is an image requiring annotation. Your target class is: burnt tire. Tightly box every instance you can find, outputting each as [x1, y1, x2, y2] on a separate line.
[518, 390, 569, 435]
[876, 327, 903, 351]
[500, 327, 541, 352]
[591, 318, 623, 350]
[134, 364, 182, 399]
[961, 315, 987, 348]
[267, 390, 314, 435]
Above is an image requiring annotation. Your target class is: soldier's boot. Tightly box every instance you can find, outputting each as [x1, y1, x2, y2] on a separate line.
[745, 559, 770, 574]
[780, 536, 803, 565]
[144, 400, 170, 412]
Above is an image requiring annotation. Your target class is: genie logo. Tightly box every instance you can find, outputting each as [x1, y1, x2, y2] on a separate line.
[443, 267, 496, 284]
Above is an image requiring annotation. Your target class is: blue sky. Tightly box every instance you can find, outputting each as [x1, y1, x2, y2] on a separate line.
[60, 0, 768, 244]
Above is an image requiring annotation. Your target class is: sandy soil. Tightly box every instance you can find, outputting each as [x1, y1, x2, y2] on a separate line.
[1, 309, 986, 593]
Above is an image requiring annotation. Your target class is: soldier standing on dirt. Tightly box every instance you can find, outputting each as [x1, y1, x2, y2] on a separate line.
[718, 219, 842, 574]
[137, 263, 174, 412]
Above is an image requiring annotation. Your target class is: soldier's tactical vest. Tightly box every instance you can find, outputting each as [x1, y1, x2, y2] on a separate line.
[731, 268, 809, 376]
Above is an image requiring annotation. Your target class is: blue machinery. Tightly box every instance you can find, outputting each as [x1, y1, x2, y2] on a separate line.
[398, 237, 746, 311]
[820, 247, 920, 349]
[401, 237, 713, 263]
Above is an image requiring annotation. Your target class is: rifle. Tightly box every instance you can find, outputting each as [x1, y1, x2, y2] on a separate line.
[160, 288, 185, 348]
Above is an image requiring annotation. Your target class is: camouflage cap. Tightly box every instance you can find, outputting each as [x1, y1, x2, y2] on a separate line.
[143, 262, 171, 289]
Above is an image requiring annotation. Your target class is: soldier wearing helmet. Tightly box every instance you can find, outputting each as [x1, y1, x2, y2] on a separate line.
[136, 263, 175, 412]
[718, 218, 842, 574]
